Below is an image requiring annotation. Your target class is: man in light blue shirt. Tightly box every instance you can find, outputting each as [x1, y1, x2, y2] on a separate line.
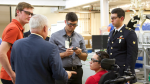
[49, 12, 87, 84]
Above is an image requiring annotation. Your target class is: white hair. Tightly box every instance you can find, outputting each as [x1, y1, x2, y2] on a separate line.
[29, 14, 48, 30]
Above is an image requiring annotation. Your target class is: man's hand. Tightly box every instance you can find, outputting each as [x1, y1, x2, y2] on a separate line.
[10, 71, 16, 84]
[66, 71, 77, 79]
[74, 47, 82, 55]
[73, 47, 87, 61]
[60, 47, 74, 58]
[64, 47, 74, 56]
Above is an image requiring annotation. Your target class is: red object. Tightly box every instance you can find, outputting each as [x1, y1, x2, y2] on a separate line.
[85, 70, 108, 84]
[107, 26, 111, 32]
[0, 19, 24, 80]
[126, 10, 130, 12]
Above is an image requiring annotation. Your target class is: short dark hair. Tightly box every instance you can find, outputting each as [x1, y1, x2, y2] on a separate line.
[96, 51, 109, 64]
[66, 12, 78, 22]
[111, 8, 125, 18]
[15, 2, 34, 17]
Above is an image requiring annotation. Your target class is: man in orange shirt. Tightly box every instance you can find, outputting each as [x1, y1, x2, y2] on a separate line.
[0, 2, 34, 84]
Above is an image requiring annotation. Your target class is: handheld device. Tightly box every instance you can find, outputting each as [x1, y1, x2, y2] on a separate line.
[72, 47, 77, 50]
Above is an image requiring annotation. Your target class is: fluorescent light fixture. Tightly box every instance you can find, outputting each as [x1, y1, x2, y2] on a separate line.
[110, 4, 131, 11]
[146, 3, 149, 8]
[119, 4, 130, 8]
[79, 12, 91, 13]
[82, 5, 91, 8]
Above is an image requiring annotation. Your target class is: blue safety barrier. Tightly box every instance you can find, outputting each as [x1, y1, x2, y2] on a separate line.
[135, 57, 143, 69]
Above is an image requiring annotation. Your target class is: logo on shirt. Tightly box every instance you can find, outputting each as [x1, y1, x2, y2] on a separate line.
[117, 35, 124, 43]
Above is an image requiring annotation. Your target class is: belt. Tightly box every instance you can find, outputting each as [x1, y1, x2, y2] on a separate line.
[64, 65, 82, 70]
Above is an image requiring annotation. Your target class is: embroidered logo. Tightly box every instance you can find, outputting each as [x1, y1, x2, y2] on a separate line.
[117, 35, 124, 43]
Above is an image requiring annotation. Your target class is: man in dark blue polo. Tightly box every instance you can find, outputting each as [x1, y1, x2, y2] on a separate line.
[107, 8, 138, 84]
[49, 12, 87, 84]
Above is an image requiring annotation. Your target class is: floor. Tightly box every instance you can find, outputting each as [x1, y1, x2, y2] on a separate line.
[0, 64, 144, 84]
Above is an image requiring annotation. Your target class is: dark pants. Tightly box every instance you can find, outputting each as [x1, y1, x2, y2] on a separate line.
[55, 67, 83, 84]
[1, 79, 13, 84]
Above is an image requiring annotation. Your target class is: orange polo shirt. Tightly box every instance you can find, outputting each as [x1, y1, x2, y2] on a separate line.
[0, 19, 24, 80]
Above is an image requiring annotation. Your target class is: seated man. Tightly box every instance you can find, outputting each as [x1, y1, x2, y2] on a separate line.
[85, 51, 109, 84]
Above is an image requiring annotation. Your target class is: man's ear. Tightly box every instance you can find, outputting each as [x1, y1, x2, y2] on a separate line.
[65, 20, 67, 24]
[43, 26, 46, 32]
[16, 10, 20, 16]
[121, 16, 124, 21]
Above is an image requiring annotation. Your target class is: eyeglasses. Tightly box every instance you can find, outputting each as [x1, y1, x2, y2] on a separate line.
[22, 10, 34, 16]
[67, 22, 78, 27]
[91, 58, 100, 63]
[110, 17, 118, 20]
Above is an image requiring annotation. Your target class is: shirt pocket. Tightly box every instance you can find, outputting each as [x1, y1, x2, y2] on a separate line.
[114, 38, 126, 50]
[71, 39, 81, 48]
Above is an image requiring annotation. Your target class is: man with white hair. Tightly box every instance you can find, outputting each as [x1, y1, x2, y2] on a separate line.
[10, 14, 76, 84]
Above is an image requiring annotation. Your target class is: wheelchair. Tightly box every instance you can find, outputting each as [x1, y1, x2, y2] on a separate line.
[99, 59, 136, 84]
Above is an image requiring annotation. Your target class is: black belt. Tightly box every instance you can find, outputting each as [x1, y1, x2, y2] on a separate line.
[64, 65, 82, 70]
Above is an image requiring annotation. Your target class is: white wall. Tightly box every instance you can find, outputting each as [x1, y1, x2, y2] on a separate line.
[1, 6, 150, 37]
[0, 6, 10, 38]
[91, 13, 101, 35]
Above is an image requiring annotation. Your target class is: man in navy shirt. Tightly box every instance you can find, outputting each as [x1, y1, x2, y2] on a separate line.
[107, 8, 138, 84]
[11, 14, 76, 84]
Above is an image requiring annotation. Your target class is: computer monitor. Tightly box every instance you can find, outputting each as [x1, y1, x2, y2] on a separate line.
[92, 35, 108, 52]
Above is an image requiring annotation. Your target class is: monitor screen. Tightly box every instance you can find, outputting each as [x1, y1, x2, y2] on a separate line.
[92, 35, 108, 52]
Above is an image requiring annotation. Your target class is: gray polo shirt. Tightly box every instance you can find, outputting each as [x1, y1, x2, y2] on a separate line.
[49, 28, 87, 67]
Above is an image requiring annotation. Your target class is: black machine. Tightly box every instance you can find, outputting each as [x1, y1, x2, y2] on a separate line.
[99, 59, 136, 84]
[127, 14, 150, 30]
[92, 35, 108, 52]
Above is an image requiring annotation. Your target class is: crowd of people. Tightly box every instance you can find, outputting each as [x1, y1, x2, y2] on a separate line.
[0, 2, 138, 84]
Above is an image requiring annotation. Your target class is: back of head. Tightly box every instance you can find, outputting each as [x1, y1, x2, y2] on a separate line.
[111, 8, 125, 18]
[15, 2, 34, 17]
[98, 52, 116, 84]
[96, 51, 109, 64]
[66, 12, 78, 22]
[29, 14, 48, 30]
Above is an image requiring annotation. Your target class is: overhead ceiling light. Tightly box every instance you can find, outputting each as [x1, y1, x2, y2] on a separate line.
[109, 0, 119, 2]
[79, 12, 91, 13]
[146, 3, 149, 8]
[82, 5, 91, 8]
[119, 4, 131, 8]
[110, 4, 131, 10]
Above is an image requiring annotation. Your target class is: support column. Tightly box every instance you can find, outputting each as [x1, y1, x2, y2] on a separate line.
[100, 0, 109, 28]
